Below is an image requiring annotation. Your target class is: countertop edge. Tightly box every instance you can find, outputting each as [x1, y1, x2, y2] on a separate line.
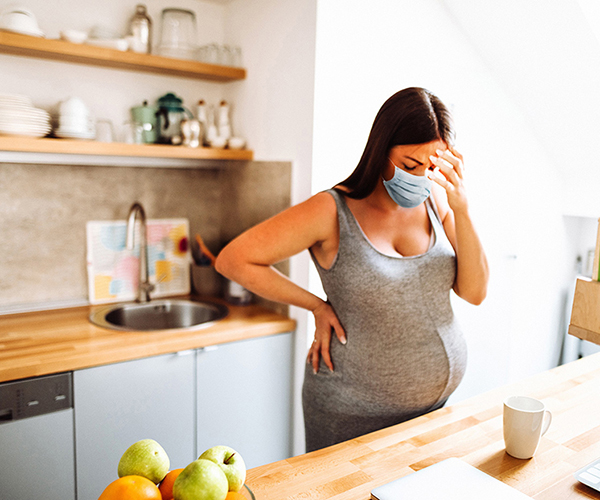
[0, 298, 296, 383]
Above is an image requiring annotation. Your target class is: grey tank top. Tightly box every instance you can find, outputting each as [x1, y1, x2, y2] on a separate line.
[306, 189, 467, 418]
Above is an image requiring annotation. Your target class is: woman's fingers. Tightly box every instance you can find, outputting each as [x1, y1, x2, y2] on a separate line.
[310, 336, 334, 374]
[306, 342, 314, 364]
[309, 302, 346, 373]
[438, 148, 461, 164]
[332, 319, 347, 345]
[447, 146, 464, 163]
[320, 335, 334, 373]
[428, 148, 469, 214]
[434, 149, 464, 179]
[308, 325, 345, 374]
[311, 344, 320, 374]
[429, 156, 459, 187]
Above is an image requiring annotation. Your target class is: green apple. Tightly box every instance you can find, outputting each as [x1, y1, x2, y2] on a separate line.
[198, 445, 246, 492]
[173, 459, 228, 500]
[117, 438, 170, 484]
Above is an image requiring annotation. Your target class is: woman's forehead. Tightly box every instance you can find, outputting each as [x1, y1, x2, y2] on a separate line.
[392, 140, 446, 158]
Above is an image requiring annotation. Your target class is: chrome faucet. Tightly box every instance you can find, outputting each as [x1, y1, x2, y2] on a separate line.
[126, 202, 154, 302]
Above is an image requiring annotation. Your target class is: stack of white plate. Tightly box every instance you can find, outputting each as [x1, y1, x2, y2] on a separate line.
[0, 94, 51, 138]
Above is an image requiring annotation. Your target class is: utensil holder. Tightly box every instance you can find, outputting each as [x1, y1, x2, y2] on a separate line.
[191, 264, 223, 297]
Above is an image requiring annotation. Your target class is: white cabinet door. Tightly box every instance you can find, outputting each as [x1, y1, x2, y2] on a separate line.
[196, 332, 293, 469]
[74, 352, 195, 500]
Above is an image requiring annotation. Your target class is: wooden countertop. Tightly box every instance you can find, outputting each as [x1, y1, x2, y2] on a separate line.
[0, 298, 295, 383]
[246, 352, 600, 499]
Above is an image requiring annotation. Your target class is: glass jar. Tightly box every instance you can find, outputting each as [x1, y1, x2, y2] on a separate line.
[157, 8, 197, 60]
[224, 279, 253, 305]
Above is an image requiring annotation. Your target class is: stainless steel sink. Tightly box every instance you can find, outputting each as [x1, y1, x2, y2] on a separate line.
[89, 299, 229, 331]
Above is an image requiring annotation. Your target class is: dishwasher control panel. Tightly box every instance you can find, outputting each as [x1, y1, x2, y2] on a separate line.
[0, 372, 73, 423]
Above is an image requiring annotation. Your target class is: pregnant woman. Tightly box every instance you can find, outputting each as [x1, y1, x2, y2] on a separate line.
[215, 87, 489, 452]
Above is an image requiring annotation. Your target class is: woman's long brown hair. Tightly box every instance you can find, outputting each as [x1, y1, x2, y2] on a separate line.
[337, 87, 455, 199]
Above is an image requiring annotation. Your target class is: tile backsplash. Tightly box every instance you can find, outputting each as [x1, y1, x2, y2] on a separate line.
[0, 160, 291, 313]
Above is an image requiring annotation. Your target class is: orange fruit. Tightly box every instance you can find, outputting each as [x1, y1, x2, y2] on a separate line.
[158, 468, 184, 500]
[99, 475, 161, 500]
[225, 492, 247, 500]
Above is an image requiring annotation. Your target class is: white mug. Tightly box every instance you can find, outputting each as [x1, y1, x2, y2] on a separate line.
[503, 396, 552, 459]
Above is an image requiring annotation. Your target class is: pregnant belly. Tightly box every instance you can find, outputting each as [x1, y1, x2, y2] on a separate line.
[310, 323, 466, 417]
[347, 335, 450, 402]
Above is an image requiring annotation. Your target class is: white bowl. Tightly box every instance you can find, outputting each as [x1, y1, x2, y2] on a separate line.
[228, 137, 246, 150]
[60, 29, 87, 44]
[89, 24, 119, 40]
[0, 8, 43, 36]
[85, 38, 128, 51]
[208, 136, 227, 149]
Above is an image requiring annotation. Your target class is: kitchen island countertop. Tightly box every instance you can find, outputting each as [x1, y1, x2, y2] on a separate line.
[246, 351, 600, 499]
[0, 297, 295, 383]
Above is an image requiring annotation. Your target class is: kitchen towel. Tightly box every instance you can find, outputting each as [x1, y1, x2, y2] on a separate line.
[86, 218, 190, 304]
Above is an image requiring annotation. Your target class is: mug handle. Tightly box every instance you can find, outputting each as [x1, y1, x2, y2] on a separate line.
[541, 410, 552, 436]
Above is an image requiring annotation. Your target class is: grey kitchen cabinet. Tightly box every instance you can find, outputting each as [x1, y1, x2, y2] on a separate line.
[73, 351, 196, 500]
[72, 331, 294, 499]
[196, 332, 294, 469]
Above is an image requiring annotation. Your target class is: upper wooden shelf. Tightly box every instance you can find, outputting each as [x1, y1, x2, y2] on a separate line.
[0, 136, 253, 162]
[0, 30, 246, 81]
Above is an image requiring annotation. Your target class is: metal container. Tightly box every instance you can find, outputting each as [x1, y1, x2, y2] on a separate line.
[128, 4, 152, 54]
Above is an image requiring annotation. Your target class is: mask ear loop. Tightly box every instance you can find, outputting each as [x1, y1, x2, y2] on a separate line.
[383, 157, 398, 182]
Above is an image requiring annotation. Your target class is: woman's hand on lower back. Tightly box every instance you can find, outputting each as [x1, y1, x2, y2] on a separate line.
[307, 301, 346, 373]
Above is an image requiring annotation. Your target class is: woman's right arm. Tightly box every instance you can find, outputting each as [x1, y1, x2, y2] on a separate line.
[214, 192, 346, 372]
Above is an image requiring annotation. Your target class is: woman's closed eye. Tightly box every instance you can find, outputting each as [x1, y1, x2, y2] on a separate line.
[403, 163, 417, 171]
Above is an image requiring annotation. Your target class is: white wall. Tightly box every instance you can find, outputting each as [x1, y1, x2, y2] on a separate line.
[311, 0, 569, 405]
[441, 0, 600, 219]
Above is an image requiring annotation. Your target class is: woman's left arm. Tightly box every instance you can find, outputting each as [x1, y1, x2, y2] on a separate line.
[429, 148, 489, 305]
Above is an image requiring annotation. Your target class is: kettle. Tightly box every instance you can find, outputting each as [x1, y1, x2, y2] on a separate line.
[155, 92, 193, 144]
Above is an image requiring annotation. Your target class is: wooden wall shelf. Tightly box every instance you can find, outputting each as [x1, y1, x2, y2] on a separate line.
[0, 136, 253, 162]
[0, 30, 246, 81]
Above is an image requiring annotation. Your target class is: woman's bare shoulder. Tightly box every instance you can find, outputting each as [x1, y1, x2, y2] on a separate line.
[298, 190, 339, 234]
[309, 189, 339, 210]
[290, 190, 336, 217]
[255, 190, 338, 239]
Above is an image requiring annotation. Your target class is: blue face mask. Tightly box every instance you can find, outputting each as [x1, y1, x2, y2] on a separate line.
[382, 159, 432, 208]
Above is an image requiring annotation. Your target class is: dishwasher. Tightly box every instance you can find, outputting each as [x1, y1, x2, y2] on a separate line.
[0, 372, 75, 500]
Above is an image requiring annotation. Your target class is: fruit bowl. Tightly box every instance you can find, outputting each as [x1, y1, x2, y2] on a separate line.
[241, 484, 256, 499]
